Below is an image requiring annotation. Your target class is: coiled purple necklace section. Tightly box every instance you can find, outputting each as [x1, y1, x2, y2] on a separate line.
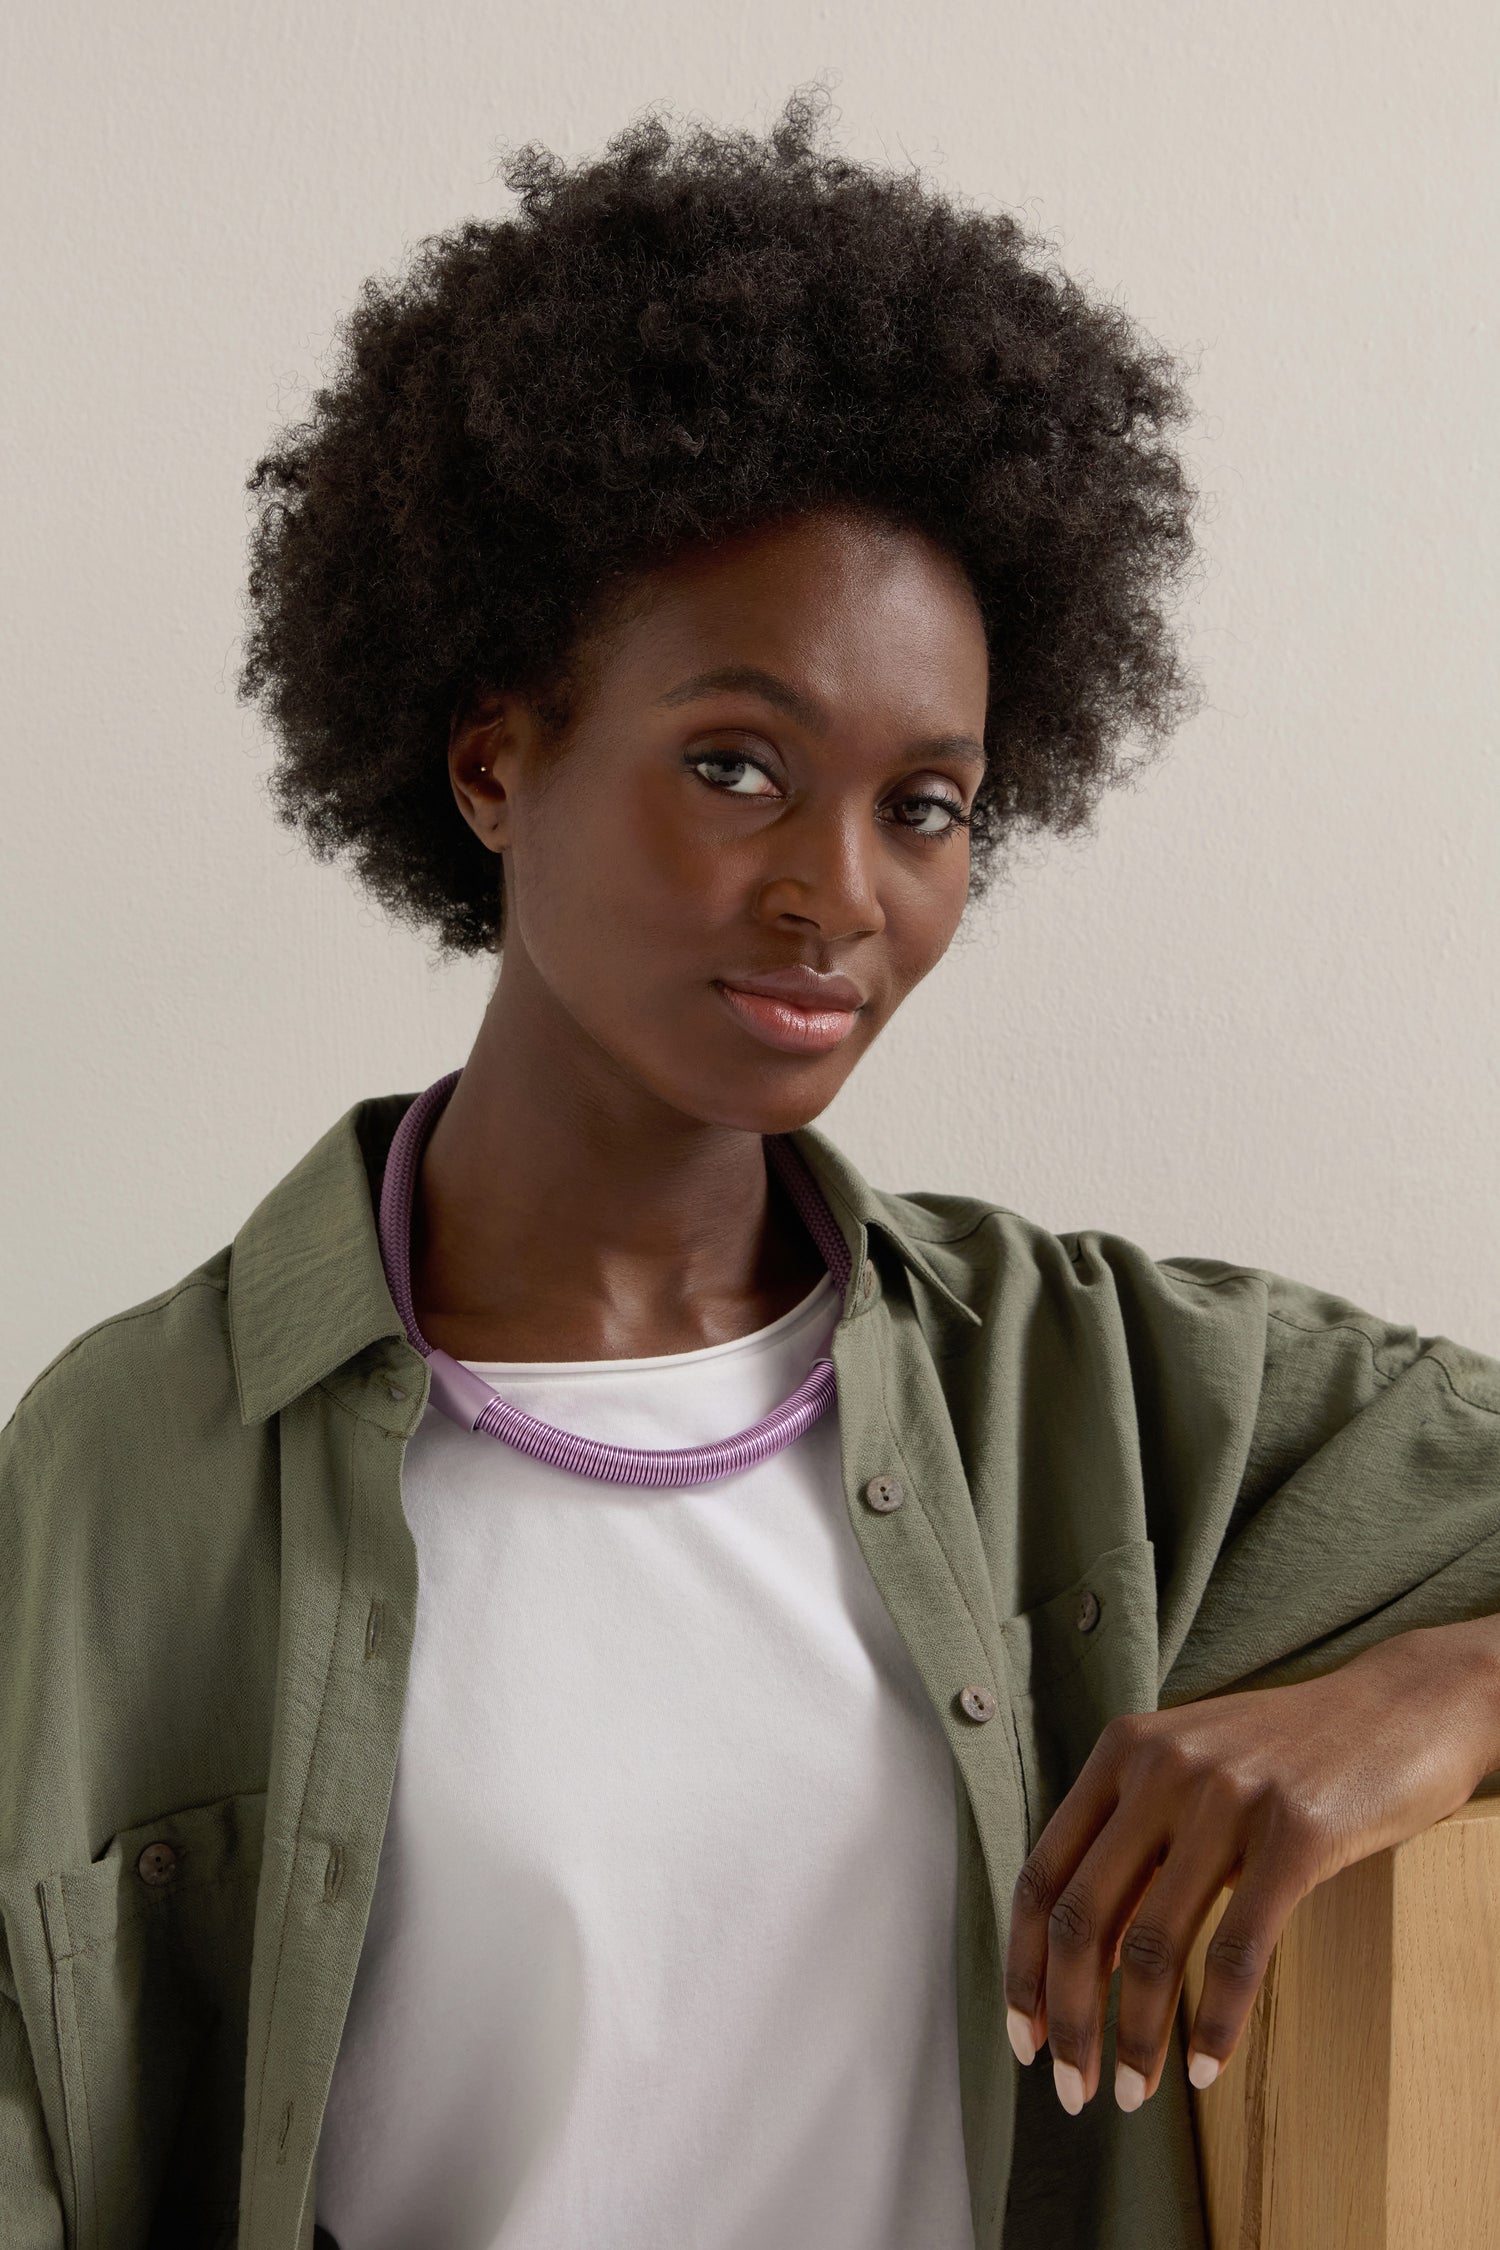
[377, 1070, 850, 1488]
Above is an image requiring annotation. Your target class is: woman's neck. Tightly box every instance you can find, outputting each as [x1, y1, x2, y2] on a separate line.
[408, 975, 826, 1364]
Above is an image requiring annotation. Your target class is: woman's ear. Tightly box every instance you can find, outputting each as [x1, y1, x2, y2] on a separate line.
[449, 690, 522, 855]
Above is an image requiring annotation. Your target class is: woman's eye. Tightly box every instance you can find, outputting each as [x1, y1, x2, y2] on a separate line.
[890, 793, 969, 837]
[689, 753, 781, 798]
[686, 752, 970, 837]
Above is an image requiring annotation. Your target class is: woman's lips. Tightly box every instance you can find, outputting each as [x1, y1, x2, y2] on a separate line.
[715, 982, 861, 1054]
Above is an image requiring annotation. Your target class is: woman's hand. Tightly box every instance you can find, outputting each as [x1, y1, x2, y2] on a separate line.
[1003, 1615, 1500, 2115]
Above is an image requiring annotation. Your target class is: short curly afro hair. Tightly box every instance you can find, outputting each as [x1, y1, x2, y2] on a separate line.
[239, 85, 1199, 957]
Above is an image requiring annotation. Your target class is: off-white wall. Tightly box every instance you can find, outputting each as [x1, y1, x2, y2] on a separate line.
[3, 0, 1497, 1420]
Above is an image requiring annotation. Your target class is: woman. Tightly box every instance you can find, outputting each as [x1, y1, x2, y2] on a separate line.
[3, 89, 1498, 2250]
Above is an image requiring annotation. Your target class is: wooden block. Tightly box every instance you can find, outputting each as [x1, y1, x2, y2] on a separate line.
[1182, 1794, 1500, 2248]
[1387, 1799, 1500, 2241]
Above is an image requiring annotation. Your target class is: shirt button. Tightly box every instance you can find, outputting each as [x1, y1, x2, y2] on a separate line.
[860, 1259, 877, 1301]
[386, 1379, 408, 1402]
[136, 1841, 179, 1887]
[863, 1473, 905, 1513]
[1075, 1589, 1102, 1633]
[958, 1684, 997, 1724]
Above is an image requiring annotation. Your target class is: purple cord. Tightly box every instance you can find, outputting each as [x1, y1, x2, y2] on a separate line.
[377, 1071, 850, 1488]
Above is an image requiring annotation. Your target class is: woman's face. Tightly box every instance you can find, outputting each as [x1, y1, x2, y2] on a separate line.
[451, 506, 990, 1135]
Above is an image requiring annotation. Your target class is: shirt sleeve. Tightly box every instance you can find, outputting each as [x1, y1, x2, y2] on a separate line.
[1153, 1263, 1500, 1710]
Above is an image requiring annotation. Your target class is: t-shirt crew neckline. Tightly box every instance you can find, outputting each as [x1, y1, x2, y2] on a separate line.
[457, 1268, 837, 1379]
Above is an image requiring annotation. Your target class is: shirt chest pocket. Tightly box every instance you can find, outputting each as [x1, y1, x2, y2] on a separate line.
[999, 1538, 1160, 1849]
[34, 1786, 266, 2250]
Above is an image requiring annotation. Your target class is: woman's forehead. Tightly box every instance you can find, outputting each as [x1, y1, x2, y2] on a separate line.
[587, 511, 989, 698]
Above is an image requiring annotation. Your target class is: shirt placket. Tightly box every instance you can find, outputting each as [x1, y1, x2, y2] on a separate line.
[830, 1251, 1029, 2249]
[237, 1348, 429, 2250]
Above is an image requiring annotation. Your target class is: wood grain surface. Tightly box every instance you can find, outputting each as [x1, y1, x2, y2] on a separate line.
[1182, 1795, 1500, 2249]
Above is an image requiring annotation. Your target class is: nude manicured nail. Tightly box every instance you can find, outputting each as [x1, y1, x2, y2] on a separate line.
[1114, 2064, 1147, 2112]
[1053, 2059, 1086, 2115]
[1006, 2008, 1037, 2066]
[1187, 2051, 1221, 2090]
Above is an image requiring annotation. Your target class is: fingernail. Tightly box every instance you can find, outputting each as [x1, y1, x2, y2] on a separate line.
[1114, 2063, 1147, 2112]
[1053, 2059, 1086, 2115]
[1006, 2007, 1037, 2067]
[1187, 2051, 1221, 2090]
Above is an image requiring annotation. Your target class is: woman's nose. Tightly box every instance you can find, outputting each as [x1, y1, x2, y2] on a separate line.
[751, 807, 886, 943]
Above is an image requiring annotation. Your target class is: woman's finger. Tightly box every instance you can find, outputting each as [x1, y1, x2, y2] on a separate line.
[1037, 1807, 1169, 2112]
[1180, 1841, 1310, 2089]
[1004, 1739, 1123, 2064]
[1110, 1823, 1251, 2110]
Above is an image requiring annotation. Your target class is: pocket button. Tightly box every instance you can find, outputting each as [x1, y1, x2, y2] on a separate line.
[136, 1841, 180, 1888]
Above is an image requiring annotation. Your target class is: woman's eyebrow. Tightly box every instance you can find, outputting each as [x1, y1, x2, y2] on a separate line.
[653, 665, 827, 727]
[652, 664, 987, 765]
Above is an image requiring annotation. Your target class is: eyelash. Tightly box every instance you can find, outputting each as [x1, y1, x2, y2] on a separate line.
[685, 750, 973, 839]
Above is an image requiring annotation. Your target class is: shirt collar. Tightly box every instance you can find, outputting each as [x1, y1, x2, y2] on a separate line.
[228, 1090, 981, 1427]
[786, 1122, 985, 1333]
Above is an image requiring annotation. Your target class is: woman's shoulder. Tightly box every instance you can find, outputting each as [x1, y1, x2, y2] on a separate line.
[865, 1174, 1272, 1315]
[7, 1246, 234, 1429]
[4, 1086, 403, 1458]
[796, 1125, 1272, 1347]
[1, 1244, 242, 1537]
[876, 1182, 1500, 1418]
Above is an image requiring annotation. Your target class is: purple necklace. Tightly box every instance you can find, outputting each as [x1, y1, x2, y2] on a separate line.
[377, 1071, 850, 1488]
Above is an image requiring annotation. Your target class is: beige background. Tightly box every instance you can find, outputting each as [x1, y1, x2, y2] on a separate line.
[3, 0, 1497, 1421]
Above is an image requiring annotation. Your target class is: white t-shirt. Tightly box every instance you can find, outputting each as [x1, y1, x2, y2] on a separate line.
[315, 1271, 974, 2250]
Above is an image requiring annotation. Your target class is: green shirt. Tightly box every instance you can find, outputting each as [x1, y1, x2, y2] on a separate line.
[3, 1090, 1499, 2250]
